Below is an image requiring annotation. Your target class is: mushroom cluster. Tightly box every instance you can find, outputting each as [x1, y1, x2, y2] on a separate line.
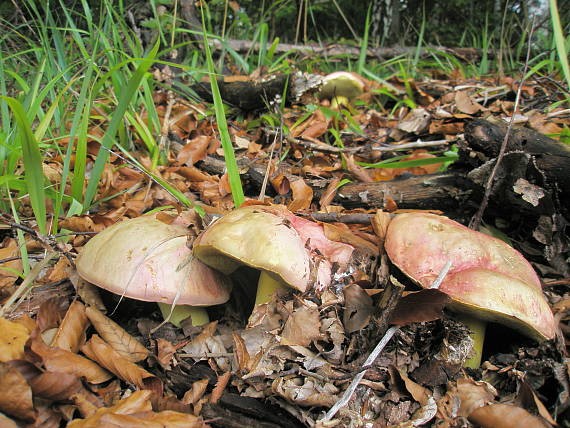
[76, 213, 232, 326]
[384, 212, 556, 367]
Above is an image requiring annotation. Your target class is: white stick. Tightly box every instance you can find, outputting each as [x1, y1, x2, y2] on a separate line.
[321, 325, 400, 422]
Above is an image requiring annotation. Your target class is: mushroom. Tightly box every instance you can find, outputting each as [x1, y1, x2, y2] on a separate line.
[384, 212, 556, 368]
[76, 213, 232, 327]
[318, 71, 366, 108]
[193, 205, 354, 307]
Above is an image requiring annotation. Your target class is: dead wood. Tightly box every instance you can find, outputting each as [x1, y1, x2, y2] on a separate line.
[209, 39, 487, 61]
[465, 118, 570, 201]
[327, 173, 474, 210]
[201, 393, 303, 428]
[199, 156, 474, 211]
[191, 74, 291, 111]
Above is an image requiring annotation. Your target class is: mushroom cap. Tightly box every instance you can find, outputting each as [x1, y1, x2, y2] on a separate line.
[76, 213, 232, 306]
[385, 213, 556, 341]
[193, 205, 354, 293]
[318, 71, 366, 100]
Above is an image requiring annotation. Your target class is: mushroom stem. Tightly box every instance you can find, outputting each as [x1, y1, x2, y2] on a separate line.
[157, 303, 209, 327]
[454, 312, 487, 368]
[255, 271, 289, 306]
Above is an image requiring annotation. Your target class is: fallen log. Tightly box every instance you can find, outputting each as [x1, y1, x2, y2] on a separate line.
[209, 39, 488, 61]
[464, 118, 570, 215]
[199, 156, 475, 211]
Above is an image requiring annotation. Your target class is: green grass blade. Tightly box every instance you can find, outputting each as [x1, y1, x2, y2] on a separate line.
[83, 42, 160, 209]
[201, 8, 245, 208]
[549, 0, 570, 90]
[1, 96, 47, 234]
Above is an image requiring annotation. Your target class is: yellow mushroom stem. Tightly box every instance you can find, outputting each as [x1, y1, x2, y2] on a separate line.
[157, 303, 209, 327]
[454, 312, 487, 369]
[331, 95, 350, 109]
[255, 271, 290, 306]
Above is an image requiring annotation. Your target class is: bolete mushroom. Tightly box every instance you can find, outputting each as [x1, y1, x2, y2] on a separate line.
[384, 212, 556, 368]
[76, 213, 232, 327]
[193, 205, 354, 307]
[318, 71, 366, 108]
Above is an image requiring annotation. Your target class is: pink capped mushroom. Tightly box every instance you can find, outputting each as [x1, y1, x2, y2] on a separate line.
[192, 205, 354, 307]
[385, 212, 556, 367]
[76, 212, 232, 327]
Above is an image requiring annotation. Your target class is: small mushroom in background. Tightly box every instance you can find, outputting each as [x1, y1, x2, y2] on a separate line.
[76, 213, 232, 327]
[318, 71, 366, 108]
[193, 204, 354, 310]
[384, 212, 556, 368]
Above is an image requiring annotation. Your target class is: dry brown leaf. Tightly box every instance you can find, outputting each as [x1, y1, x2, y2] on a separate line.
[177, 135, 212, 166]
[388, 289, 451, 326]
[456, 377, 496, 417]
[210, 371, 231, 404]
[345, 154, 373, 182]
[14, 315, 37, 333]
[287, 177, 313, 211]
[0, 317, 31, 362]
[85, 306, 148, 363]
[0, 238, 22, 290]
[319, 176, 341, 209]
[51, 300, 89, 353]
[68, 270, 106, 312]
[71, 391, 102, 419]
[182, 379, 209, 406]
[181, 321, 218, 357]
[28, 370, 84, 401]
[321, 221, 378, 255]
[342, 283, 374, 333]
[59, 215, 114, 233]
[85, 410, 206, 428]
[81, 335, 156, 389]
[0, 412, 19, 428]
[371, 210, 392, 244]
[529, 386, 557, 426]
[272, 376, 338, 407]
[281, 305, 321, 346]
[270, 174, 290, 195]
[27, 403, 63, 428]
[156, 338, 189, 370]
[67, 389, 153, 428]
[170, 166, 215, 182]
[397, 108, 431, 133]
[391, 366, 431, 406]
[218, 171, 231, 196]
[0, 362, 35, 421]
[232, 332, 250, 371]
[469, 403, 550, 428]
[455, 91, 482, 115]
[300, 120, 329, 139]
[29, 332, 112, 384]
[38, 256, 70, 284]
[36, 298, 66, 333]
